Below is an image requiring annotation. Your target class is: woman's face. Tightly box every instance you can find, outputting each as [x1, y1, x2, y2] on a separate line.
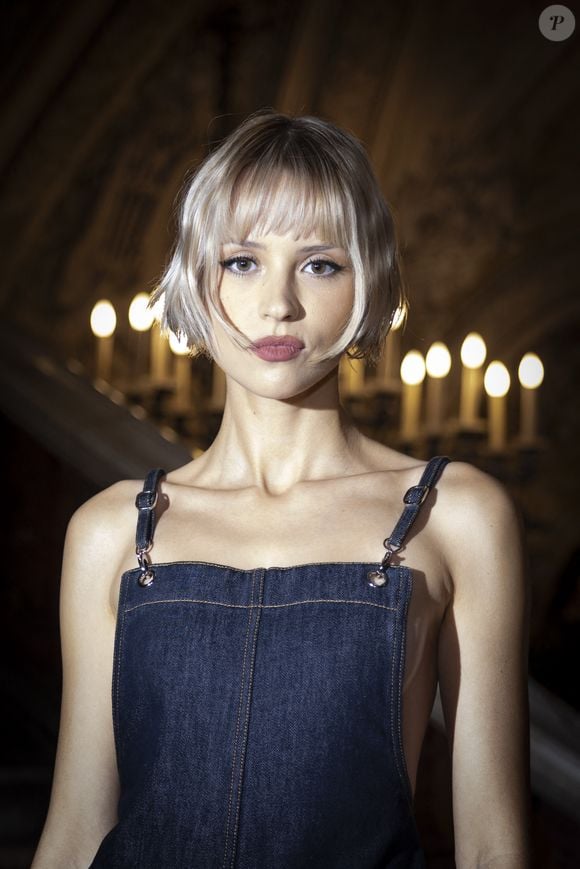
[209, 229, 355, 401]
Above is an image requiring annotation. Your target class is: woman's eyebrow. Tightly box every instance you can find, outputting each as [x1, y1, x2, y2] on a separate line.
[299, 244, 338, 253]
[224, 240, 340, 253]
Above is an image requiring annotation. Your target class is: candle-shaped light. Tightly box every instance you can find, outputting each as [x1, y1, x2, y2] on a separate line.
[129, 292, 155, 332]
[150, 292, 170, 384]
[400, 350, 426, 441]
[90, 299, 117, 382]
[459, 332, 487, 427]
[381, 304, 407, 386]
[425, 341, 451, 434]
[484, 361, 510, 451]
[169, 330, 192, 412]
[518, 352, 544, 444]
[128, 292, 155, 378]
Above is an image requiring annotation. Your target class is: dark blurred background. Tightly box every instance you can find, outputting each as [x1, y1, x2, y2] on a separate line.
[1, 0, 579, 866]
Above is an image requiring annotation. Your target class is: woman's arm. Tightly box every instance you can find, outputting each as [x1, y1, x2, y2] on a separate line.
[31, 483, 134, 868]
[437, 463, 531, 869]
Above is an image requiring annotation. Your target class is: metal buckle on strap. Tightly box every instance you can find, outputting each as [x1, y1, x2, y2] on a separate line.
[403, 484, 430, 506]
[368, 540, 402, 587]
[135, 488, 158, 510]
[380, 539, 402, 565]
[136, 547, 155, 587]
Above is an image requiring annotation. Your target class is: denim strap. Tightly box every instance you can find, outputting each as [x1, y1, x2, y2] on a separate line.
[386, 456, 451, 552]
[133, 459, 451, 573]
[135, 468, 166, 554]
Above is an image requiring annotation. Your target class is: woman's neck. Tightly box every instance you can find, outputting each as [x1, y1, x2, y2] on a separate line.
[200, 371, 366, 495]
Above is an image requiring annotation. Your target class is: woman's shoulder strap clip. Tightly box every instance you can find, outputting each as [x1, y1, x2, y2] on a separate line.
[368, 455, 451, 587]
[135, 468, 166, 587]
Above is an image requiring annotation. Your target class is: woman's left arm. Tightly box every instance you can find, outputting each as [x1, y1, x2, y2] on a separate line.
[436, 463, 531, 869]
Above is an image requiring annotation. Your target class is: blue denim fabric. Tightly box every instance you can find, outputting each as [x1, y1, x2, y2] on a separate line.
[89, 561, 425, 868]
[90, 457, 451, 867]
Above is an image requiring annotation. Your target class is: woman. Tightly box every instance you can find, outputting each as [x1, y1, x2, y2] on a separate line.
[32, 112, 530, 868]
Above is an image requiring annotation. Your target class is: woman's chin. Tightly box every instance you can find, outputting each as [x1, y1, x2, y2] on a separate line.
[226, 367, 337, 403]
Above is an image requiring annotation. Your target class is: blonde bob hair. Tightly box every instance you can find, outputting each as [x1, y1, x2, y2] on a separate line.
[151, 110, 406, 365]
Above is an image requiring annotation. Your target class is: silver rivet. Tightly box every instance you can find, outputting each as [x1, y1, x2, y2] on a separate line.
[138, 569, 155, 587]
[367, 569, 387, 587]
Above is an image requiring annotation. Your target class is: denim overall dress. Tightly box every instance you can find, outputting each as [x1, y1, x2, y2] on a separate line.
[89, 455, 451, 868]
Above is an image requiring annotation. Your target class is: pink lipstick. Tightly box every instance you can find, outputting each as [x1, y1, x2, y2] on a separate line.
[251, 335, 305, 362]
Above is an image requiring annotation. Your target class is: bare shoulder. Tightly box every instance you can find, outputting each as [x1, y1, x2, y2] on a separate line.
[433, 460, 526, 596]
[435, 460, 522, 530]
[68, 478, 141, 540]
[64, 478, 144, 611]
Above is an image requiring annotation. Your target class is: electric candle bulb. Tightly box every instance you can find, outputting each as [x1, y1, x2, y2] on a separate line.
[484, 361, 510, 397]
[518, 352, 544, 443]
[459, 332, 487, 427]
[129, 292, 155, 332]
[518, 353, 544, 389]
[461, 333, 486, 369]
[426, 342, 451, 378]
[400, 350, 425, 441]
[90, 300, 116, 338]
[90, 300, 116, 382]
[400, 350, 426, 386]
[484, 361, 510, 451]
[425, 342, 451, 433]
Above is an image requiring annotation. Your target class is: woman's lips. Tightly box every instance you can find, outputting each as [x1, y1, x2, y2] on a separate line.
[250, 337, 304, 362]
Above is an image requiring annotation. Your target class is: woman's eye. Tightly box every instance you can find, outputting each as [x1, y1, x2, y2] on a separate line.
[221, 256, 257, 275]
[303, 259, 344, 277]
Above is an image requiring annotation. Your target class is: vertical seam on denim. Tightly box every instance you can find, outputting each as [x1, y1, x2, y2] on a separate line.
[222, 572, 256, 869]
[399, 569, 416, 809]
[393, 568, 415, 810]
[228, 569, 265, 869]
[112, 572, 129, 769]
[389, 571, 400, 789]
[389, 569, 408, 800]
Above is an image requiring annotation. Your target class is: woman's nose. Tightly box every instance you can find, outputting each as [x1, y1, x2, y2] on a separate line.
[258, 271, 302, 321]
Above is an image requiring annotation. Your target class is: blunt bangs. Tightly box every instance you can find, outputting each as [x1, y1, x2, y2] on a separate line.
[226, 166, 353, 250]
[153, 111, 405, 365]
